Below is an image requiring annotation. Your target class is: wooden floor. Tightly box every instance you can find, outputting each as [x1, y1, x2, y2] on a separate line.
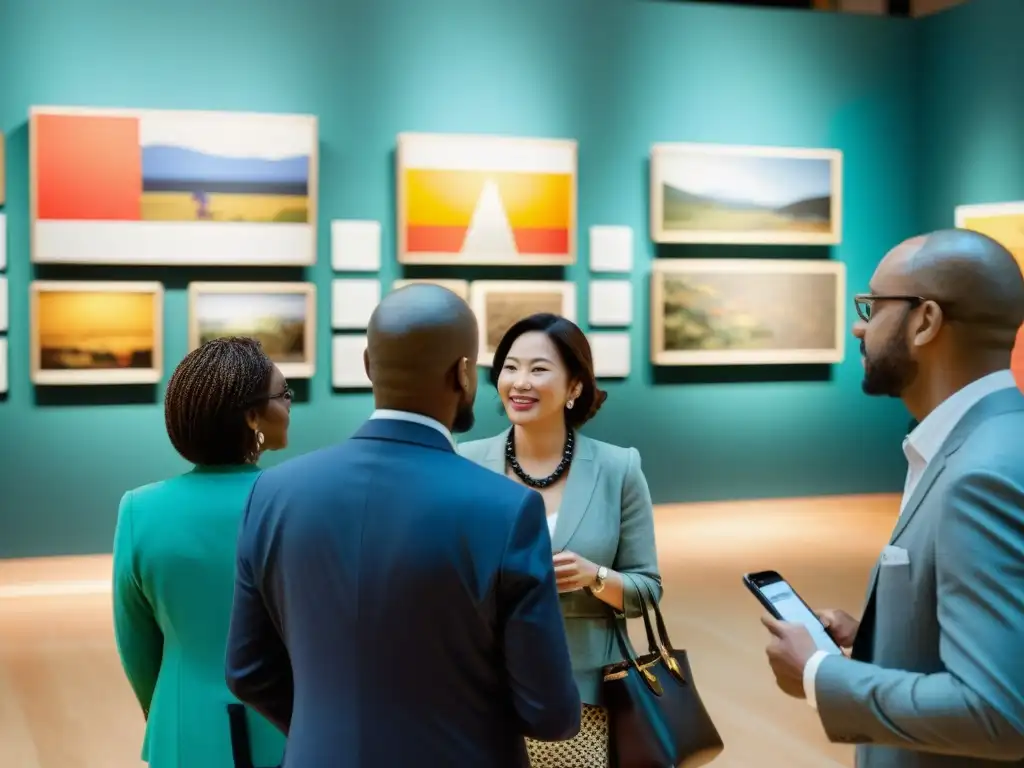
[0, 493, 900, 767]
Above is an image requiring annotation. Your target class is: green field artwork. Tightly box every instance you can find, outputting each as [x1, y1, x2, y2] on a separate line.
[661, 271, 839, 353]
[655, 147, 839, 242]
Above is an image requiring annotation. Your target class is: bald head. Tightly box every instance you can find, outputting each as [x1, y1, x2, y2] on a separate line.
[878, 228, 1024, 351]
[365, 284, 479, 418]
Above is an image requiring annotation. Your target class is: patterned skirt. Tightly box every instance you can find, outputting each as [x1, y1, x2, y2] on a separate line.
[525, 704, 609, 767]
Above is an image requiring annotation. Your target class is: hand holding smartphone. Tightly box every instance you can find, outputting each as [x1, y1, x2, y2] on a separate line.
[743, 570, 843, 655]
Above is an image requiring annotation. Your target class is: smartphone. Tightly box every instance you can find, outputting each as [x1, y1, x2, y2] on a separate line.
[743, 570, 842, 654]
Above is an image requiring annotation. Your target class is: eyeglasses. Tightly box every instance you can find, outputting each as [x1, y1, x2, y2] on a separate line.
[853, 293, 925, 322]
[246, 387, 294, 407]
[269, 388, 294, 402]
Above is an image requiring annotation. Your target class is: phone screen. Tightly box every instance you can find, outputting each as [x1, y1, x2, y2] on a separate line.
[759, 579, 842, 654]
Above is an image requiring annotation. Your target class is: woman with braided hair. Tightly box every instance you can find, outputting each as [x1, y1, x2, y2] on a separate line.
[112, 337, 290, 768]
[458, 313, 662, 768]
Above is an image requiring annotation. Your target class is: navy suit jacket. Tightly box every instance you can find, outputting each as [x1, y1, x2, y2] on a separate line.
[225, 417, 581, 767]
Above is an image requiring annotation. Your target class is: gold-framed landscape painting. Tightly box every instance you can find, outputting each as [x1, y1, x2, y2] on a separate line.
[396, 132, 577, 266]
[955, 201, 1024, 271]
[188, 282, 316, 378]
[650, 259, 846, 366]
[469, 280, 577, 367]
[30, 105, 318, 266]
[391, 278, 470, 300]
[30, 281, 164, 385]
[650, 143, 843, 246]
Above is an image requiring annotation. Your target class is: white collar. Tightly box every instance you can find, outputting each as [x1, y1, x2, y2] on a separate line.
[904, 369, 1016, 465]
[369, 409, 456, 449]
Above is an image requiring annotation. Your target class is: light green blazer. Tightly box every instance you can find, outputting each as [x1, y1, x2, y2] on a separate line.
[458, 429, 662, 705]
[112, 465, 286, 768]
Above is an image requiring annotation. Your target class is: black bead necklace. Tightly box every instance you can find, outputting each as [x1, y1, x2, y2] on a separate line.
[505, 429, 574, 488]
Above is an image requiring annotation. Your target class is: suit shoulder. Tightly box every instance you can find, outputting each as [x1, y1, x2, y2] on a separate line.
[456, 432, 505, 462]
[121, 472, 194, 511]
[956, 408, 1024, 479]
[579, 434, 637, 470]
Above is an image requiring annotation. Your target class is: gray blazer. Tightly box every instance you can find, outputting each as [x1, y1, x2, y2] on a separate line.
[459, 430, 662, 705]
[815, 387, 1024, 767]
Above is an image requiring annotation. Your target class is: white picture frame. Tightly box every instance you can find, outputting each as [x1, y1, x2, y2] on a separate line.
[331, 219, 382, 272]
[332, 335, 371, 389]
[588, 280, 632, 327]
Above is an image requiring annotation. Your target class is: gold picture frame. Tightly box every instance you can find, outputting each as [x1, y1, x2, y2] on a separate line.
[30, 281, 164, 385]
[188, 282, 317, 379]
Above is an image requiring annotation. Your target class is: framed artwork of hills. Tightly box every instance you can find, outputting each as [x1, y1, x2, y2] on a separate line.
[187, 282, 316, 378]
[650, 143, 843, 246]
[396, 132, 577, 266]
[649, 258, 846, 366]
[29, 106, 318, 265]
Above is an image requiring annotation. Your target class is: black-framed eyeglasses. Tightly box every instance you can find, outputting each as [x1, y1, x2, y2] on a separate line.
[247, 387, 294, 406]
[853, 293, 925, 322]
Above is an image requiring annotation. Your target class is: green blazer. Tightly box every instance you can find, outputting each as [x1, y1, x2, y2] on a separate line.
[458, 430, 662, 705]
[112, 464, 286, 768]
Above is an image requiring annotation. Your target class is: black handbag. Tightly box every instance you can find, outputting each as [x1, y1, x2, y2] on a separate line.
[601, 578, 724, 768]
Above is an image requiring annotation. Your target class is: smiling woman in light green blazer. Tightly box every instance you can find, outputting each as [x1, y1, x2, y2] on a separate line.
[112, 338, 292, 768]
[459, 313, 661, 768]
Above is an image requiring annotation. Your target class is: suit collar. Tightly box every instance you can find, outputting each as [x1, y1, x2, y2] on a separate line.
[353, 417, 456, 454]
[369, 408, 456, 449]
[480, 429, 599, 552]
[889, 385, 1023, 543]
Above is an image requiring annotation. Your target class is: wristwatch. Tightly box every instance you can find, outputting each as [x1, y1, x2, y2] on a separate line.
[590, 566, 609, 594]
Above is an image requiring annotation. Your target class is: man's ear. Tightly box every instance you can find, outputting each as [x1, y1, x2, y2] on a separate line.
[456, 357, 470, 393]
[912, 301, 944, 347]
[363, 348, 372, 381]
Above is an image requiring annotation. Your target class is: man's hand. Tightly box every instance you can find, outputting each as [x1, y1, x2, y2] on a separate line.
[761, 615, 819, 699]
[815, 608, 859, 648]
[553, 551, 598, 593]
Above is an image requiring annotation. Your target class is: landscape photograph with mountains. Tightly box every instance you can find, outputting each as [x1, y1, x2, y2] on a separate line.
[650, 143, 842, 246]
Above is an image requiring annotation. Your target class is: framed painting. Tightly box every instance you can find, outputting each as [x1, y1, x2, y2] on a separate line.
[955, 201, 1024, 271]
[650, 143, 842, 246]
[469, 280, 577, 367]
[396, 132, 577, 266]
[30, 281, 164, 385]
[30, 106, 318, 266]
[188, 282, 316, 378]
[650, 259, 846, 366]
[391, 278, 470, 300]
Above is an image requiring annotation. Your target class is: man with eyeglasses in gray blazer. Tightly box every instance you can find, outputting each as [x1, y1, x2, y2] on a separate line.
[761, 228, 1024, 767]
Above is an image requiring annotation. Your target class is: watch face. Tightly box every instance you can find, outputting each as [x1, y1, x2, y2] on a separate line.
[597, 566, 608, 579]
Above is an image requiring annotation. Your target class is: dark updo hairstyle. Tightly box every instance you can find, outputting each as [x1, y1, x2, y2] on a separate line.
[489, 313, 608, 429]
[164, 336, 275, 466]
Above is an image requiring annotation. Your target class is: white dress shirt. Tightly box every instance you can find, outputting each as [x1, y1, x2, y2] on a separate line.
[369, 408, 457, 449]
[802, 369, 1017, 710]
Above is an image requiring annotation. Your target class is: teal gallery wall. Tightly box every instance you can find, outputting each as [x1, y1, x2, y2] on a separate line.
[0, 0, 999, 559]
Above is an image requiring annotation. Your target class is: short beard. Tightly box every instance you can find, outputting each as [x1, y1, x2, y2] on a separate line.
[451, 400, 476, 434]
[862, 327, 918, 398]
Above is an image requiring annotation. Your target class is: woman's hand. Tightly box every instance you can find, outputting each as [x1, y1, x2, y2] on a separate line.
[553, 550, 599, 593]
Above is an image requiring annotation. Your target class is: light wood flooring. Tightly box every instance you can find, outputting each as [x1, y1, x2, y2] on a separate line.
[0, 493, 900, 767]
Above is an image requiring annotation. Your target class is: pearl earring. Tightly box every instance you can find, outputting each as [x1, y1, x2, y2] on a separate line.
[566, 399, 575, 410]
[256, 429, 265, 447]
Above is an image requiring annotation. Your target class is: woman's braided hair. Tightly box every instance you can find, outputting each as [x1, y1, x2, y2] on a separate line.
[165, 336, 274, 466]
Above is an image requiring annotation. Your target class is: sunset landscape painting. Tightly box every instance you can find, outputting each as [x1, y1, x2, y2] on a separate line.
[397, 133, 577, 266]
[650, 143, 843, 245]
[30, 106, 318, 265]
[188, 282, 316, 378]
[30, 281, 164, 385]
